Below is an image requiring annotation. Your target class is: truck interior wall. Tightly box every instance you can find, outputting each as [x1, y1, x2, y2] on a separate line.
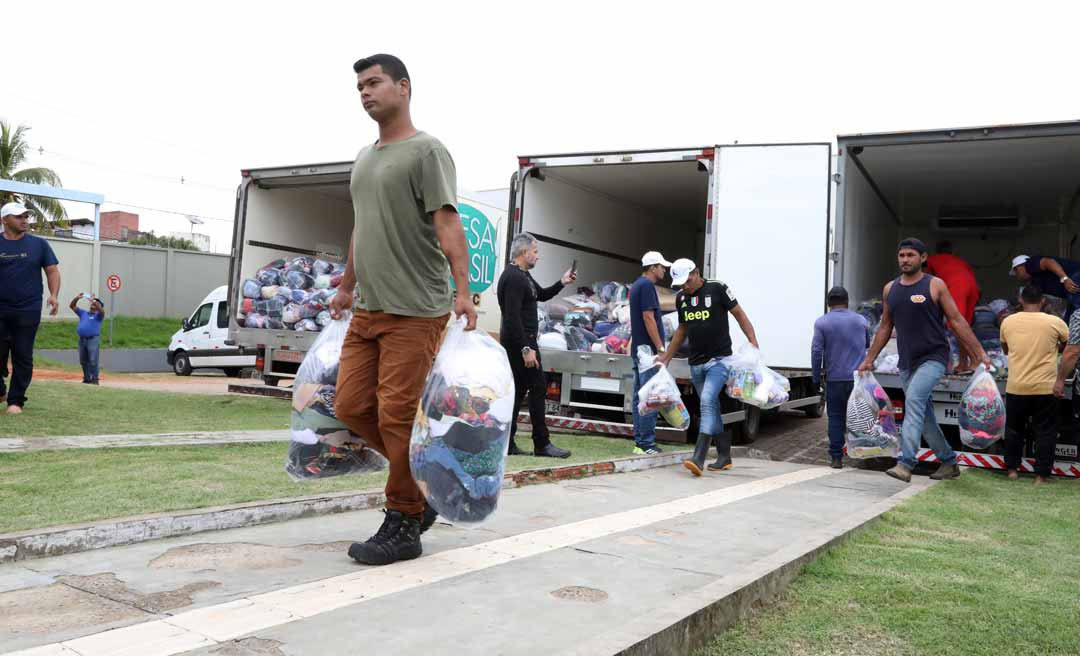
[241, 185, 353, 279]
[523, 162, 707, 290]
[839, 153, 899, 304]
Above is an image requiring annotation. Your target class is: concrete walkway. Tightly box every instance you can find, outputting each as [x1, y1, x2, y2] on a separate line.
[0, 459, 932, 655]
[0, 430, 291, 452]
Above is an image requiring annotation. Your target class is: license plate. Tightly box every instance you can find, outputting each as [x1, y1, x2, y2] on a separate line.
[273, 350, 304, 363]
[545, 400, 561, 415]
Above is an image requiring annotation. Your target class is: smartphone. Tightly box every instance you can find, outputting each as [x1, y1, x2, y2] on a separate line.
[570, 259, 578, 275]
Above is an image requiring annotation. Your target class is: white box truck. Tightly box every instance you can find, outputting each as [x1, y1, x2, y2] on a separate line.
[226, 161, 508, 387]
[832, 120, 1080, 463]
[508, 144, 832, 441]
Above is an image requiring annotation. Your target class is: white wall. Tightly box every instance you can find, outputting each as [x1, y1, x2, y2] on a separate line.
[839, 155, 900, 305]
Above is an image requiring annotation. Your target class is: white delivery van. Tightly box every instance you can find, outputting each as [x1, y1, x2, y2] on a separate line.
[168, 286, 256, 376]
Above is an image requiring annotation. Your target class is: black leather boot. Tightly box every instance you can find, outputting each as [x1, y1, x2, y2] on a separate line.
[683, 432, 713, 477]
[707, 431, 733, 471]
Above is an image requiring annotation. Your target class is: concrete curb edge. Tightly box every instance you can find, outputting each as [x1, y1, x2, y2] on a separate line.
[0, 448, 702, 564]
[561, 478, 937, 656]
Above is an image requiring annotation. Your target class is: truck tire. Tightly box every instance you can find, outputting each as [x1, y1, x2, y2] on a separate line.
[223, 367, 242, 378]
[263, 376, 280, 388]
[734, 406, 761, 444]
[173, 352, 193, 376]
[804, 394, 825, 418]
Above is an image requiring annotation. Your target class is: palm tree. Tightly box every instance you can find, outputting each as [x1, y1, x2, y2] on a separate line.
[0, 120, 68, 232]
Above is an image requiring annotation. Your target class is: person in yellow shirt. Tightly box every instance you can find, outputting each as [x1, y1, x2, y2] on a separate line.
[1000, 286, 1068, 485]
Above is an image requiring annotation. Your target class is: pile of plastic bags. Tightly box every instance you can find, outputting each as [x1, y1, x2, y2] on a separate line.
[410, 319, 515, 524]
[958, 365, 1006, 449]
[285, 317, 387, 480]
[238, 256, 348, 333]
[635, 347, 690, 429]
[536, 280, 684, 356]
[844, 372, 900, 459]
[721, 345, 790, 409]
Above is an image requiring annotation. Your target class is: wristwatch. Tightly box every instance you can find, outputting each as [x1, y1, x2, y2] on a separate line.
[522, 346, 533, 356]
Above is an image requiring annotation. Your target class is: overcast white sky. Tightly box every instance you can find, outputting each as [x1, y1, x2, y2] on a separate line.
[5, 1, 1079, 253]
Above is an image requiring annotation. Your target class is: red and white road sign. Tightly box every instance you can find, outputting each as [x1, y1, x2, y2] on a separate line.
[105, 274, 122, 293]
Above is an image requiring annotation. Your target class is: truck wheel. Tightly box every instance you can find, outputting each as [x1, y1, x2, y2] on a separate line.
[735, 406, 761, 444]
[263, 376, 280, 388]
[804, 395, 825, 418]
[223, 368, 242, 378]
[173, 352, 193, 376]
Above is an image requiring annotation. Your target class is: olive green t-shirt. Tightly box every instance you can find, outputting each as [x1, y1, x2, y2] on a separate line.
[349, 131, 457, 317]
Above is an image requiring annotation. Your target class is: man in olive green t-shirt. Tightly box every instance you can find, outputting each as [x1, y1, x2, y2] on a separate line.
[329, 54, 476, 566]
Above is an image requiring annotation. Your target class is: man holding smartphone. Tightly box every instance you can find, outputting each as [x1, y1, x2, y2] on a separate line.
[497, 232, 575, 458]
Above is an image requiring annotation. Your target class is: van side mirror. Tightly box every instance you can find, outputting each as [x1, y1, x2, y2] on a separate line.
[182, 318, 191, 331]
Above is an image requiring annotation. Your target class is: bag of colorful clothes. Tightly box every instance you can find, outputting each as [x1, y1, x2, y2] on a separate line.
[722, 345, 790, 409]
[844, 372, 900, 459]
[410, 318, 515, 524]
[286, 316, 387, 481]
[635, 347, 690, 429]
[958, 365, 1006, 449]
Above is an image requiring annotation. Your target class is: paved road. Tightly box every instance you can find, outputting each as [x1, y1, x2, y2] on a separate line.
[0, 458, 925, 656]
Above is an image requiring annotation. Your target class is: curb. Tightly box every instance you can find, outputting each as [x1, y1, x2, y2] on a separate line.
[0, 430, 292, 452]
[0, 449, 694, 564]
[561, 479, 936, 656]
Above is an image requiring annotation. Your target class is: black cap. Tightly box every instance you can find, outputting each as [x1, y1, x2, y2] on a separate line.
[898, 237, 927, 254]
[827, 286, 849, 305]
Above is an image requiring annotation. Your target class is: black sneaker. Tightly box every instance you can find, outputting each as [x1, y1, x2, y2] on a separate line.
[830, 457, 843, 469]
[348, 509, 423, 566]
[420, 503, 438, 534]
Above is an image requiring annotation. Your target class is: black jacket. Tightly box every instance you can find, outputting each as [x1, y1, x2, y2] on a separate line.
[497, 265, 563, 351]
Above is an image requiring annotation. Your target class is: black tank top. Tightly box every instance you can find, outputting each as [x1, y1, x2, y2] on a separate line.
[886, 274, 949, 372]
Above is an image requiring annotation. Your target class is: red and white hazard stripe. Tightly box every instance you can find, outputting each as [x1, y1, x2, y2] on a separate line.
[916, 448, 1080, 478]
[518, 412, 635, 437]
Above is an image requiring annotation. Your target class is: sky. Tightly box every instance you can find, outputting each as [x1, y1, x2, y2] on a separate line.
[4, 1, 1079, 253]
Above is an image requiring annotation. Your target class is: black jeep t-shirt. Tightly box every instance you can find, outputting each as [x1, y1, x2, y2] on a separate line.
[676, 281, 739, 365]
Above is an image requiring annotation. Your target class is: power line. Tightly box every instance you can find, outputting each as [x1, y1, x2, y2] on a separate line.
[34, 147, 235, 193]
[106, 200, 234, 224]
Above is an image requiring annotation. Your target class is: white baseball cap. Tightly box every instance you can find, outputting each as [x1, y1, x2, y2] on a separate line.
[670, 258, 697, 286]
[1009, 255, 1030, 276]
[1, 202, 29, 218]
[641, 251, 672, 268]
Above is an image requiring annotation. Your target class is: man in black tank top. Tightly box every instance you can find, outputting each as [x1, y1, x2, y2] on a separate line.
[859, 238, 990, 483]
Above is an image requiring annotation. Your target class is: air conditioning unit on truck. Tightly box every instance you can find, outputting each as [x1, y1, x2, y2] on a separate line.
[832, 120, 1080, 471]
[507, 144, 832, 442]
[226, 161, 508, 388]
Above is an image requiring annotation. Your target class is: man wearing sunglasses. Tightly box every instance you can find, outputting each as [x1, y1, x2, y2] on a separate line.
[0, 202, 61, 415]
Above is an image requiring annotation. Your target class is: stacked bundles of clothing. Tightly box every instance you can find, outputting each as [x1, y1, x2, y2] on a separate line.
[844, 372, 900, 459]
[958, 365, 1006, 449]
[537, 280, 689, 356]
[634, 347, 690, 429]
[411, 319, 515, 524]
[722, 344, 791, 409]
[286, 316, 387, 480]
[856, 298, 883, 344]
[239, 256, 349, 333]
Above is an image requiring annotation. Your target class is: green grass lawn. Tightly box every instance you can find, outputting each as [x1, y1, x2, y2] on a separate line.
[0, 381, 288, 437]
[0, 435, 676, 533]
[696, 470, 1080, 656]
[34, 316, 182, 349]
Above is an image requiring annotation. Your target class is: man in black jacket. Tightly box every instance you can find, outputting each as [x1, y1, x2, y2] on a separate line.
[498, 233, 575, 458]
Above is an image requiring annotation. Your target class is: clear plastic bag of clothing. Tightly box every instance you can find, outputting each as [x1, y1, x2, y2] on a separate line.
[721, 344, 791, 409]
[844, 372, 900, 459]
[959, 365, 1006, 449]
[286, 315, 387, 481]
[635, 347, 690, 429]
[410, 317, 515, 524]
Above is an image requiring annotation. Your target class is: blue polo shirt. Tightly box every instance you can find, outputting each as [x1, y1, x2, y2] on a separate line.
[75, 308, 104, 338]
[0, 233, 59, 313]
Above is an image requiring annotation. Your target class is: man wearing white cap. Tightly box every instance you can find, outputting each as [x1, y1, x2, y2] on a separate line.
[0, 202, 61, 414]
[658, 259, 758, 475]
[628, 250, 672, 454]
[1011, 254, 1080, 320]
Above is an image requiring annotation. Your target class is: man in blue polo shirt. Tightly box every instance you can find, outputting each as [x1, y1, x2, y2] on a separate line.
[0, 202, 62, 414]
[69, 294, 105, 385]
